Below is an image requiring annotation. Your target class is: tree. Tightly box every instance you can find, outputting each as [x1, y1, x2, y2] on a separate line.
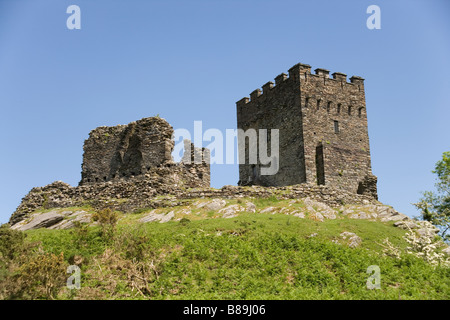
[414, 151, 450, 243]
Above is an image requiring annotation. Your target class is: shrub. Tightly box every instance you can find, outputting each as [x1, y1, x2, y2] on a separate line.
[72, 221, 89, 248]
[92, 208, 119, 239]
[14, 251, 67, 299]
[179, 218, 191, 226]
[0, 224, 26, 261]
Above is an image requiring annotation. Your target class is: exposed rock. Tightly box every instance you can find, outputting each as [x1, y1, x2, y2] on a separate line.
[160, 211, 175, 223]
[308, 212, 324, 222]
[245, 202, 256, 213]
[321, 210, 336, 220]
[49, 210, 91, 230]
[203, 199, 226, 211]
[11, 210, 64, 231]
[219, 204, 243, 218]
[140, 210, 174, 223]
[259, 207, 276, 214]
[292, 211, 305, 219]
[340, 231, 362, 248]
[393, 221, 419, 230]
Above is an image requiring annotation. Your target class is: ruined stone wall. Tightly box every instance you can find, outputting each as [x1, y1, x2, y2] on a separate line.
[236, 62, 377, 198]
[9, 181, 380, 226]
[80, 117, 174, 184]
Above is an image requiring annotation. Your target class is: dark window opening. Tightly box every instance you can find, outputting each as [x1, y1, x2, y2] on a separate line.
[305, 97, 310, 108]
[348, 106, 352, 115]
[358, 107, 363, 117]
[103, 176, 107, 181]
[334, 120, 339, 133]
[327, 101, 332, 113]
[337, 103, 341, 114]
[95, 177, 99, 182]
[315, 144, 325, 185]
[317, 99, 321, 110]
[87, 178, 91, 183]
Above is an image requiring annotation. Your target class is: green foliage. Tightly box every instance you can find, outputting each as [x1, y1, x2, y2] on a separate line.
[414, 151, 450, 242]
[0, 224, 26, 260]
[73, 221, 89, 249]
[2, 208, 449, 300]
[92, 208, 119, 240]
[42, 194, 49, 210]
[179, 217, 191, 226]
[14, 251, 67, 300]
[253, 195, 280, 208]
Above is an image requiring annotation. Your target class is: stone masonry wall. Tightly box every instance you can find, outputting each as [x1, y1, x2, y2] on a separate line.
[237, 71, 305, 187]
[80, 117, 176, 185]
[236, 62, 377, 199]
[9, 180, 379, 226]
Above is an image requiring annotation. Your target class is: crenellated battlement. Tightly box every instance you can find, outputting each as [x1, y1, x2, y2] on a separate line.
[237, 62, 365, 107]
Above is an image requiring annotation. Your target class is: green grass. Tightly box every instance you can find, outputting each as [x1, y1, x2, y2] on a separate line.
[16, 212, 450, 300]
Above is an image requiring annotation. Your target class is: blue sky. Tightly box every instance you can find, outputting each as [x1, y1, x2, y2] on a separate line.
[0, 0, 449, 223]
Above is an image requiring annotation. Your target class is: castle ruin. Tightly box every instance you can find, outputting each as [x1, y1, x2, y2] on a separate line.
[80, 117, 210, 187]
[236, 62, 378, 199]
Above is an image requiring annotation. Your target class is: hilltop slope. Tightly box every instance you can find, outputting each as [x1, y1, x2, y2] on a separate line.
[1, 195, 449, 300]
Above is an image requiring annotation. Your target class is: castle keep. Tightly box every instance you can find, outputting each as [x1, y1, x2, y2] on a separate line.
[236, 62, 378, 199]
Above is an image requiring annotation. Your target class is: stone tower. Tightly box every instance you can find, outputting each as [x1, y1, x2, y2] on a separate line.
[236, 62, 377, 199]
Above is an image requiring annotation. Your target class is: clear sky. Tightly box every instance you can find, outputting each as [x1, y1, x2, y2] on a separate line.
[0, 0, 449, 223]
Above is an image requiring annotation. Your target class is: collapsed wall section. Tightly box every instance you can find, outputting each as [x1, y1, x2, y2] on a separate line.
[80, 117, 174, 185]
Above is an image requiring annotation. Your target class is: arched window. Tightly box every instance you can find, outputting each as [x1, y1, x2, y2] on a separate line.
[358, 107, 364, 117]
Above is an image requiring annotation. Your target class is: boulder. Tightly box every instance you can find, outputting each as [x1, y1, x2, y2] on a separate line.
[308, 212, 324, 222]
[245, 202, 256, 213]
[219, 204, 243, 218]
[340, 231, 362, 248]
[204, 199, 226, 211]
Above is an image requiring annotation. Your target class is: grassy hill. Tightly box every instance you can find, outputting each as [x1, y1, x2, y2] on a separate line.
[1, 197, 449, 300]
